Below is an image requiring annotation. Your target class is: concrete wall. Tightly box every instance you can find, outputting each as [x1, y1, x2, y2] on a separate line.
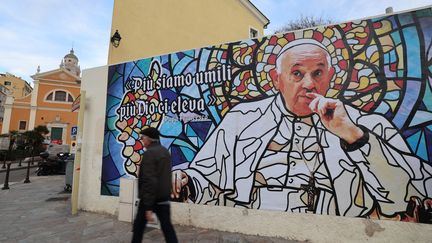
[171, 203, 432, 243]
[78, 66, 119, 214]
[79, 64, 432, 242]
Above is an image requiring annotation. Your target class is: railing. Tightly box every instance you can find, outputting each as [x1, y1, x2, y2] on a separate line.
[1, 156, 41, 190]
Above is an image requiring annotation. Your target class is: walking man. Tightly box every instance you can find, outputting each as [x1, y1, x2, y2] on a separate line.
[132, 127, 178, 243]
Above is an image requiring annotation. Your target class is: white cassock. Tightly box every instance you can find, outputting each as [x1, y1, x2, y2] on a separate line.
[184, 94, 432, 217]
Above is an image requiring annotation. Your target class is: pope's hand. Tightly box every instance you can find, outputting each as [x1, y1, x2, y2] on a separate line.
[171, 170, 189, 199]
[307, 93, 364, 144]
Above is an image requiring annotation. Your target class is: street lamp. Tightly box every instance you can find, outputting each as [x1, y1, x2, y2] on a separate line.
[110, 30, 122, 48]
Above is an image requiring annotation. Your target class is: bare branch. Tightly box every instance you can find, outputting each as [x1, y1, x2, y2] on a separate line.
[274, 15, 335, 33]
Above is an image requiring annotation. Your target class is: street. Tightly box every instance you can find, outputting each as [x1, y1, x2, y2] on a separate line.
[0, 167, 38, 185]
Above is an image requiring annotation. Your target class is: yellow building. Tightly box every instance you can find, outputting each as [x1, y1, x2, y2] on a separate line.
[0, 72, 32, 99]
[1, 49, 81, 145]
[108, 0, 269, 64]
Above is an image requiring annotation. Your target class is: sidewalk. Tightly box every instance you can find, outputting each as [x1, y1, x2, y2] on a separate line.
[0, 175, 299, 242]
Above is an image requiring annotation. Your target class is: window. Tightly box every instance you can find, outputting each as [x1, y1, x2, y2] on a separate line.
[45, 90, 74, 103]
[50, 127, 63, 140]
[249, 28, 258, 38]
[19, 121, 27, 130]
[4, 81, 11, 86]
[54, 91, 67, 101]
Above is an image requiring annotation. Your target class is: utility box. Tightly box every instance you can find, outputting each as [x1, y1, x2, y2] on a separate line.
[118, 177, 138, 222]
[118, 177, 159, 228]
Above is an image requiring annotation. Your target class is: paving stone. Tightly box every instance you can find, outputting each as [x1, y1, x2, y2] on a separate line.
[0, 175, 300, 243]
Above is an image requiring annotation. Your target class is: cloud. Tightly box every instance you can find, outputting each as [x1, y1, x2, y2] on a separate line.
[0, 0, 113, 84]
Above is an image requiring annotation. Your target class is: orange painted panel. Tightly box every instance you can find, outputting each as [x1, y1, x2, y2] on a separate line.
[37, 82, 81, 108]
[9, 107, 31, 132]
[35, 109, 78, 145]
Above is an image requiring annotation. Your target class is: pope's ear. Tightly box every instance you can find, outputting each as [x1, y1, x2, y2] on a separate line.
[270, 69, 280, 90]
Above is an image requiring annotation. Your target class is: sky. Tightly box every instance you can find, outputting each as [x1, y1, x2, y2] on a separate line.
[0, 0, 114, 84]
[0, 0, 431, 85]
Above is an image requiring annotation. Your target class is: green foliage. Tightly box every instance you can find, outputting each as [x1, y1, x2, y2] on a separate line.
[0, 125, 50, 159]
[22, 126, 49, 155]
[34, 125, 49, 135]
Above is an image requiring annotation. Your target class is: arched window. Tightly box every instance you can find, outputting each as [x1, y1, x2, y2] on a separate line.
[45, 90, 74, 103]
[54, 91, 66, 101]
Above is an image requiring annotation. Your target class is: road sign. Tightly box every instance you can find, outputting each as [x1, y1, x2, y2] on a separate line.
[71, 126, 78, 136]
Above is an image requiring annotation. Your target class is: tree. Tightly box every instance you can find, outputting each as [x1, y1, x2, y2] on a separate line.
[274, 15, 335, 33]
[22, 125, 49, 156]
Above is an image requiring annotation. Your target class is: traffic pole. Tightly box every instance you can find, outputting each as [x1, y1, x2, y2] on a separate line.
[71, 91, 85, 215]
[2, 163, 11, 190]
[23, 160, 31, 184]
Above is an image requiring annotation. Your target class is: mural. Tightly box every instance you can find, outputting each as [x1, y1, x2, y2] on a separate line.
[102, 7, 432, 223]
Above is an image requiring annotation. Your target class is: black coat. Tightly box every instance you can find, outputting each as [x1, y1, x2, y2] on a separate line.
[138, 142, 172, 209]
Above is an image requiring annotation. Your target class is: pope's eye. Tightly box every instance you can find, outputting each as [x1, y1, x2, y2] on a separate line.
[314, 70, 322, 76]
[293, 70, 302, 77]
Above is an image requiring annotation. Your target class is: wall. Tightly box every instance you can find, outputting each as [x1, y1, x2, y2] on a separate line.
[34, 110, 77, 145]
[9, 107, 30, 132]
[80, 64, 432, 243]
[79, 6, 432, 242]
[171, 203, 432, 242]
[78, 66, 119, 214]
[108, 0, 267, 64]
[0, 73, 32, 98]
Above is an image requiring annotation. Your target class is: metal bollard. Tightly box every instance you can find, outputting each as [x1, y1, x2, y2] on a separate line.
[24, 160, 31, 184]
[2, 163, 11, 190]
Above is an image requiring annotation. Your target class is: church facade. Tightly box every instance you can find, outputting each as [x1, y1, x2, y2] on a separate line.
[1, 49, 81, 145]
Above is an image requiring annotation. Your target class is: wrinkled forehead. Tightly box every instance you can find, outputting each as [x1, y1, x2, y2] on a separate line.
[282, 44, 329, 62]
[276, 40, 332, 73]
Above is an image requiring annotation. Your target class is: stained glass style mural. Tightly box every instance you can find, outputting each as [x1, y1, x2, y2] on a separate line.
[102, 8, 432, 223]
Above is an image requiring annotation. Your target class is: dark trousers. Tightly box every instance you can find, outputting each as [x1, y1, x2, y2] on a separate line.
[132, 201, 178, 243]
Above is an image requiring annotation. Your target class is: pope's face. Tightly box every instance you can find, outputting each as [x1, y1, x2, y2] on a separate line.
[274, 44, 334, 117]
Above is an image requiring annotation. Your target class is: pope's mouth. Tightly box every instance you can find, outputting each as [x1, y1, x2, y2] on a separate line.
[298, 95, 313, 103]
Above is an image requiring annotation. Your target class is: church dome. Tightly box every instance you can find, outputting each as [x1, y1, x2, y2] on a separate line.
[64, 49, 79, 61]
[60, 48, 81, 76]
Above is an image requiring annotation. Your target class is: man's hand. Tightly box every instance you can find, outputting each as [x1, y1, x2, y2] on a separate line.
[307, 93, 364, 144]
[171, 170, 189, 200]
